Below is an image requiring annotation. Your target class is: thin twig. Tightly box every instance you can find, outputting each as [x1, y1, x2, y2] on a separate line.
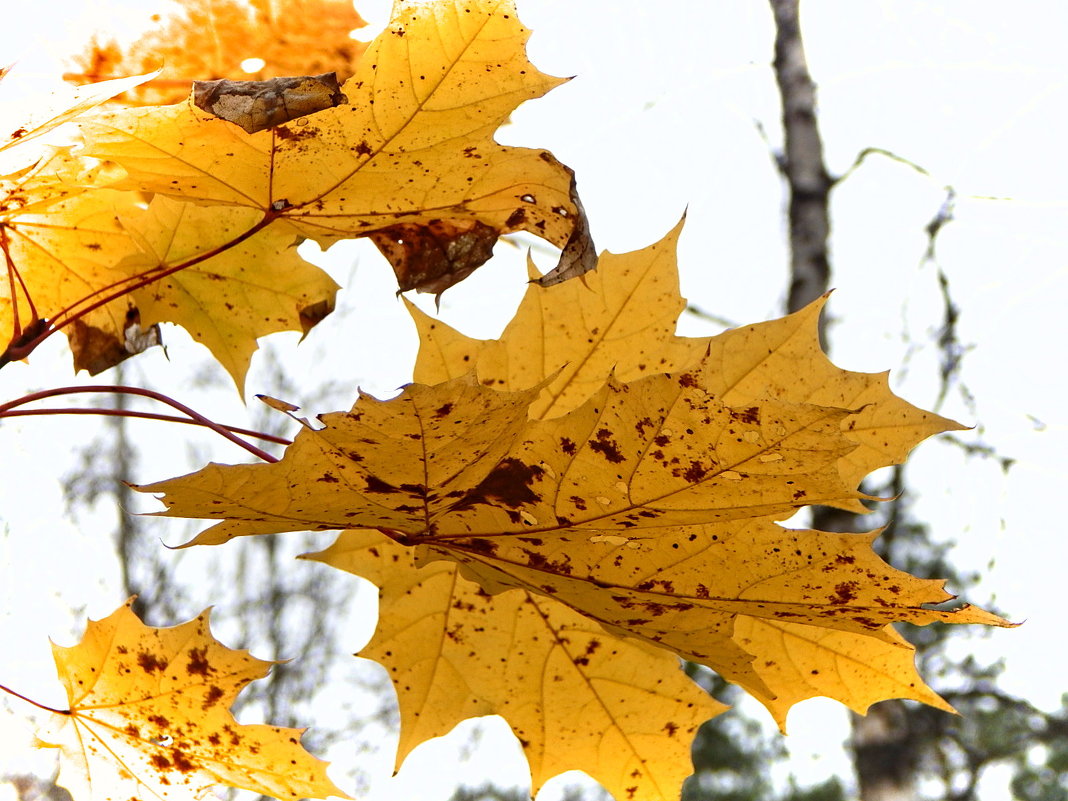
[0, 407, 291, 445]
[0, 385, 282, 462]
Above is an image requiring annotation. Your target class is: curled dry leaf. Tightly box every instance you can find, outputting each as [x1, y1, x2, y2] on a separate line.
[370, 219, 500, 296]
[36, 600, 347, 801]
[192, 73, 348, 134]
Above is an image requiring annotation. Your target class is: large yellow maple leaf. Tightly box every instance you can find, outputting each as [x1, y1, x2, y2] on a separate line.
[135, 223, 1009, 797]
[78, 0, 594, 295]
[35, 600, 347, 801]
[403, 216, 1000, 724]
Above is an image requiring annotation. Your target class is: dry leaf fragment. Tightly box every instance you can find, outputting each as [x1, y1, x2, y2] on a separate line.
[192, 73, 348, 134]
[532, 165, 596, 287]
[67, 306, 162, 375]
[370, 219, 499, 296]
[36, 599, 348, 801]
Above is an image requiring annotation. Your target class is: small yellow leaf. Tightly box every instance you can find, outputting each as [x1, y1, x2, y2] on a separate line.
[117, 195, 339, 390]
[36, 600, 347, 801]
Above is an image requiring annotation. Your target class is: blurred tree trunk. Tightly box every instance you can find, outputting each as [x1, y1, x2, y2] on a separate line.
[768, 1, 916, 800]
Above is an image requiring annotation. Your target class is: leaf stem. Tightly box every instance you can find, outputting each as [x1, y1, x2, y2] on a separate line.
[0, 385, 283, 462]
[0, 407, 291, 445]
[0, 682, 68, 715]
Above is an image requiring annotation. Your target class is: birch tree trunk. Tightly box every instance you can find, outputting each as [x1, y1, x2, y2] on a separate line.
[767, 2, 917, 799]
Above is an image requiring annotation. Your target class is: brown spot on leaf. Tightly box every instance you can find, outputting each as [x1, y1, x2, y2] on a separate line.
[830, 582, 859, 605]
[559, 437, 576, 455]
[525, 550, 571, 575]
[365, 475, 397, 493]
[681, 461, 707, 482]
[202, 684, 224, 710]
[589, 428, 624, 463]
[465, 538, 499, 556]
[634, 416, 655, 437]
[455, 458, 543, 509]
[730, 406, 760, 424]
[172, 750, 195, 772]
[138, 652, 167, 673]
[186, 647, 211, 676]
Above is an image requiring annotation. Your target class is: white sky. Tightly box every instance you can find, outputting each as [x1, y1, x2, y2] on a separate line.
[2, 1, 1066, 799]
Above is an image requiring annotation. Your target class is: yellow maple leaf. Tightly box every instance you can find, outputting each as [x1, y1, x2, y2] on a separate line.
[135, 221, 1010, 795]
[78, 0, 595, 296]
[305, 528, 721, 801]
[0, 167, 338, 387]
[35, 599, 347, 801]
[136, 370, 1005, 700]
[407, 215, 961, 492]
[404, 217, 996, 724]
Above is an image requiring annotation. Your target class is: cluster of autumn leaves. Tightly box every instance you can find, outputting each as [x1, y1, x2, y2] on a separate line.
[1, 1, 1009, 800]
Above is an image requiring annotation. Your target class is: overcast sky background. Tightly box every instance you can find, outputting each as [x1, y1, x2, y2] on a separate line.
[2, 1, 1066, 799]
